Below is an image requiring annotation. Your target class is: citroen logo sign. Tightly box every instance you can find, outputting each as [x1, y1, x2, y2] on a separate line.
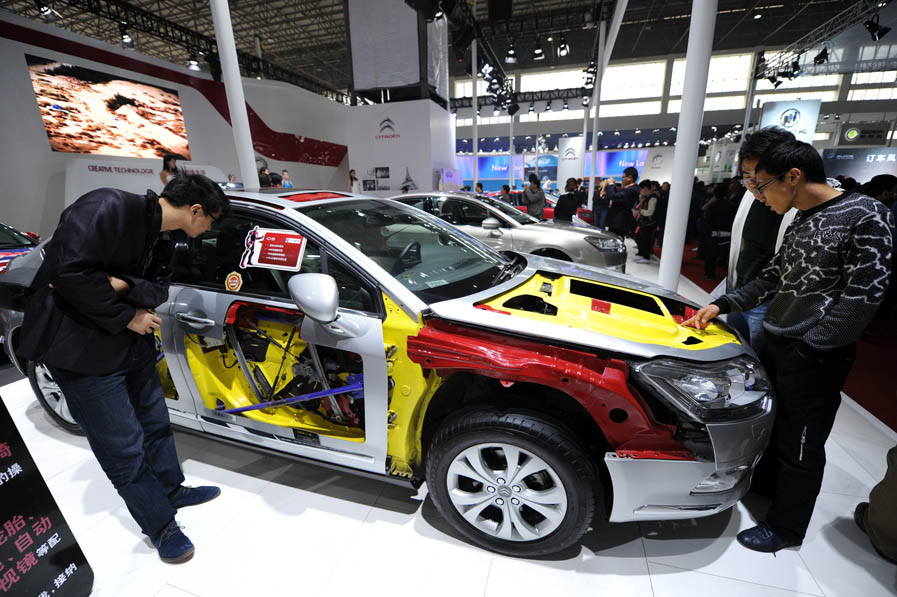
[379, 118, 396, 133]
[563, 147, 577, 158]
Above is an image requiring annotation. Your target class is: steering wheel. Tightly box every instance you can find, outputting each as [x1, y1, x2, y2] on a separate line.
[392, 241, 421, 274]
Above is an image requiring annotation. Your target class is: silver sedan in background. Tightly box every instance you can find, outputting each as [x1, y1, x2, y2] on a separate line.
[392, 191, 627, 272]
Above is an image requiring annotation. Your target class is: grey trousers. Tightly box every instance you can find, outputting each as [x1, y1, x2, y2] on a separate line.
[865, 445, 897, 563]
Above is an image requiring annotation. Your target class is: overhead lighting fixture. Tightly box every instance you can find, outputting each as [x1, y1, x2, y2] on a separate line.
[544, 101, 552, 112]
[557, 35, 570, 57]
[120, 23, 134, 48]
[37, 3, 61, 23]
[528, 103, 535, 113]
[635, 128, 641, 134]
[814, 47, 829, 65]
[586, 61, 597, 75]
[864, 14, 891, 42]
[187, 53, 201, 71]
[582, 96, 590, 106]
[613, 130, 620, 136]
[792, 56, 802, 76]
[546, 33, 554, 42]
[753, 13, 762, 20]
[563, 100, 568, 110]
[584, 77, 594, 90]
[505, 41, 517, 64]
[493, 106, 500, 116]
[768, 75, 782, 88]
[670, 127, 677, 132]
[533, 39, 545, 61]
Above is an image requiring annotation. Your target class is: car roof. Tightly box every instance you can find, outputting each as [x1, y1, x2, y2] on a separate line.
[224, 189, 376, 210]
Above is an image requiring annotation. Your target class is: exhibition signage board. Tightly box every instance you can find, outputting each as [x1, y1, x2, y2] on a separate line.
[759, 100, 821, 144]
[0, 397, 93, 596]
[557, 137, 585, 186]
[822, 147, 897, 182]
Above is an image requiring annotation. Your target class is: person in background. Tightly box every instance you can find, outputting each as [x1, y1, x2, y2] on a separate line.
[259, 172, 271, 188]
[159, 154, 178, 187]
[281, 170, 293, 189]
[858, 174, 897, 321]
[855, 445, 897, 565]
[269, 172, 282, 188]
[701, 181, 737, 280]
[600, 166, 640, 238]
[499, 184, 512, 203]
[522, 173, 546, 219]
[684, 140, 893, 554]
[721, 127, 797, 353]
[227, 174, 237, 183]
[349, 169, 361, 193]
[554, 178, 583, 223]
[475, 182, 484, 194]
[633, 179, 658, 263]
[401, 185, 410, 194]
[18, 175, 231, 564]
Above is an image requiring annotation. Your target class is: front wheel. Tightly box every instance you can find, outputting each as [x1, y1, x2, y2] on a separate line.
[28, 361, 82, 435]
[426, 409, 598, 556]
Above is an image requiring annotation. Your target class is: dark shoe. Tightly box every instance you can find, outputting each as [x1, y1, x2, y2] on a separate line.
[855, 502, 870, 534]
[152, 520, 194, 564]
[736, 522, 801, 553]
[169, 485, 221, 509]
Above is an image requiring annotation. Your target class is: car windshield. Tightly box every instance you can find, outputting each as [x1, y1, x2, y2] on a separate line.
[0, 224, 34, 249]
[297, 200, 509, 303]
[475, 195, 539, 225]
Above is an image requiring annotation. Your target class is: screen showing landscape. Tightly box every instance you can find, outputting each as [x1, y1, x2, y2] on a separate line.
[26, 54, 191, 159]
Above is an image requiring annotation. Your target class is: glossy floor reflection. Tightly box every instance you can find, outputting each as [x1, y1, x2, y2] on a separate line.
[0, 246, 894, 596]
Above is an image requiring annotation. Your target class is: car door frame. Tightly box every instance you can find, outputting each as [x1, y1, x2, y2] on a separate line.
[164, 203, 391, 475]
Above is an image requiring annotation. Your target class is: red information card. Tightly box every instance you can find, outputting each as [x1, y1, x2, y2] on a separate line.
[240, 227, 307, 272]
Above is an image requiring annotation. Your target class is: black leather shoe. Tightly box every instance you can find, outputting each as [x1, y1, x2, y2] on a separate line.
[855, 502, 869, 534]
[736, 522, 802, 553]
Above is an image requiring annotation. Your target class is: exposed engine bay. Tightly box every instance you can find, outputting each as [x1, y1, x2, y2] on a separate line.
[184, 302, 366, 440]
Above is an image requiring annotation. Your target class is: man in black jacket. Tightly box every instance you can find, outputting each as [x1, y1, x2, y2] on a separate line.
[600, 166, 640, 238]
[20, 175, 230, 564]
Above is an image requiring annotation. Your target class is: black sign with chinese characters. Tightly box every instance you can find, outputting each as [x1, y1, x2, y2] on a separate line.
[822, 147, 897, 182]
[0, 396, 92, 596]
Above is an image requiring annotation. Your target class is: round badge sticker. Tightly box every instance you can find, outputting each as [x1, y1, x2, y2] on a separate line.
[225, 271, 243, 292]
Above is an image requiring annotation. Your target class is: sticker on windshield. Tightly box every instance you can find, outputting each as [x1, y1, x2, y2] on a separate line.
[225, 271, 243, 292]
[425, 279, 448, 288]
[240, 226, 307, 271]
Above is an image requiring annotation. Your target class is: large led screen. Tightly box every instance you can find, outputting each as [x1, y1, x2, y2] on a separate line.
[26, 54, 191, 158]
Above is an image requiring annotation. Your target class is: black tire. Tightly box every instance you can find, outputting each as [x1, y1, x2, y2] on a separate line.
[426, 408, 598, 556]
[27, 361, 83, 435]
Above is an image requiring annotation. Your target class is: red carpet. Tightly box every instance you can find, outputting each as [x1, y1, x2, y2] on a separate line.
[656, 240, 897, 432]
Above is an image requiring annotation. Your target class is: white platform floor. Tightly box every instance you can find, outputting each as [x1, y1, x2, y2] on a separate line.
[2, 243, 895, 597]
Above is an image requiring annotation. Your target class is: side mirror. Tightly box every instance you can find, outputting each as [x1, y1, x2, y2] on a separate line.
[482, 217, 501, 230]
[288, 273, 338, 323]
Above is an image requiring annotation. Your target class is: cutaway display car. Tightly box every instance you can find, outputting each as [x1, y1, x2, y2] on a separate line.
[0, 190, 773, 556]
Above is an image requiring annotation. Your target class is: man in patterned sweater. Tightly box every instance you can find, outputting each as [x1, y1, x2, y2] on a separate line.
[684, 140, 893, 553]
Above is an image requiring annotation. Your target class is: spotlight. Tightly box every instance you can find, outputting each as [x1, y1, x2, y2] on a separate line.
[507, 102, 520, 116]
[814, 47, 829, 65]
[864, 15, 891, 42]
[557, 35, 570, 57]
[768, 75, 782, 88]
[544, 101, 552, 112]
[480, 62, 494, 77]
[187, 53, 201, 71]
[635, 129, 641, 134]
[670, 127, 677, 132]
[528, 103, 535, 113]
[792, 58, 802, 75]
[586, 61, 597, 75]
[37, 3, 60, 23]
[753, 13, 762, 20]
[582, 96, 590, 106]
[584, 77, 594, 90]
[533, 39, 545, 61]
[563, 100, 568, 110]
[613, 130, 620, 136]
[493, 106, 500, 116]
[505, 42, 517, 64]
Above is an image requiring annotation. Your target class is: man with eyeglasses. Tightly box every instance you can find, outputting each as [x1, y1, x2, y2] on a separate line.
[713, 127, 798, 355]
[19, 174, 231, 564]
[685, 140, 893, 554]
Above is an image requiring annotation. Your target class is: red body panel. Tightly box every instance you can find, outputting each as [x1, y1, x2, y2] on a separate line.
[407, 320, 690, 458]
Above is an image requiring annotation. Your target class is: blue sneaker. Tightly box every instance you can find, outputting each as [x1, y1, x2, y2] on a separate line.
[736, 522, 801, 553]
[169, 485, 221, 509]
[152, 520, 194, 564]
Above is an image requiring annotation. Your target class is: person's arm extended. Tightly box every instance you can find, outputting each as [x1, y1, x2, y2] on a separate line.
[117, 237, 174, 309]
[802, 212, 893, 350]
[48, 204, 135, 334]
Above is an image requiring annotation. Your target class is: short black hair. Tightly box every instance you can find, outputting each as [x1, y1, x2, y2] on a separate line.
[623, 166, 639, 181]
[269, 172, 282, 186]
[529, 173, 539, 186]
[638, 180, 652, 189]
[502, 184, 510, 192]
[755, 140, 827, 184]
[739, 127, 796, 165]
[259, 173, 272, 187]
[162, 174, 230, 217]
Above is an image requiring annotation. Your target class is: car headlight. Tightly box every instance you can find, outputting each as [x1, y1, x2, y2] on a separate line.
[585, 235, 625, 252]
[632, 356, 772, 422]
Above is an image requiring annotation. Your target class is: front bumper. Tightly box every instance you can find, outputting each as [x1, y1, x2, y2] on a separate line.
[604, 399, 774, 522]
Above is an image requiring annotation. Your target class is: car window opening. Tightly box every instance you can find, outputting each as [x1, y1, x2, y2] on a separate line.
[569, 279, 664, 316]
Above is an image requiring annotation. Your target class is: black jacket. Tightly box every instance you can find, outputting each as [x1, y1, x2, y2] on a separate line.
[554, 192, 583, 222]
[604, 183, 639, 232]
[19, 188, 171, 375]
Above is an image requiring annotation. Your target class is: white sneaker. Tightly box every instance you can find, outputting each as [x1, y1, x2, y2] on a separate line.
[634, 257, 651, 264]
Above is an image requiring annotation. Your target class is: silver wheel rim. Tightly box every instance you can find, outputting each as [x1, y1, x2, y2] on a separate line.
[445, 442, 568, 542]
[33, 363, 76, 425]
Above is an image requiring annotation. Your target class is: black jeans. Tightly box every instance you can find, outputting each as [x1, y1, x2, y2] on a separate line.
[635, 224, 657, 258]
[49, 337, 184, 538]
[754, 334, 856, 540]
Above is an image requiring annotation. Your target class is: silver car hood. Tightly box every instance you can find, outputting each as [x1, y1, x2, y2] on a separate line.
[525, 221, 619, 240]
[428, 254, 748, 363]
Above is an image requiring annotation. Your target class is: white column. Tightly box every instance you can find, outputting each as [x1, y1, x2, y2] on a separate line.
[210, 0, 260, 191]
[509, 113, 514, 188]
[586, 20, 606, 211]
[472, 39, 478, 188]
[580, 101, 589, 180]
[658, 0, 718, 291]
[741, 52, 758, 136]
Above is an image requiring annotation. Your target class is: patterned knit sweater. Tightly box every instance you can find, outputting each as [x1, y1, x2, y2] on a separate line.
[712, 192, 894, 350]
